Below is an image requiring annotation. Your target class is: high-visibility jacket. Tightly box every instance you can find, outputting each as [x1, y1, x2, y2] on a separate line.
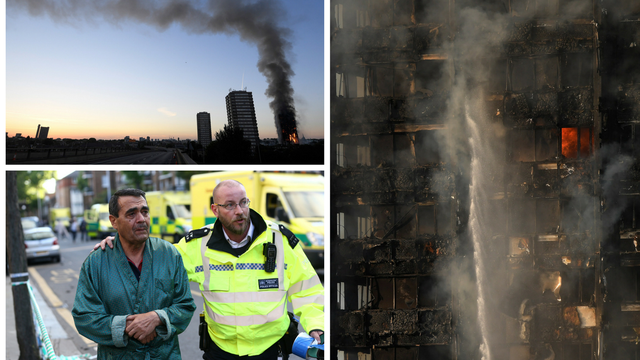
[175, 209, 324, 356]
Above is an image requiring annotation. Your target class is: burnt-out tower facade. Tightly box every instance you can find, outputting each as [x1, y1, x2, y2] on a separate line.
[331, 0, 640, 359]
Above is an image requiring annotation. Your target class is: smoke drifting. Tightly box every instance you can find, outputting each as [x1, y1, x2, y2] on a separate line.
[8, 0, 298, 143]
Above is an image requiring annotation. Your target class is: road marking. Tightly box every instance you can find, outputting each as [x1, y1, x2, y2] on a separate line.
[28, 268, 97, 348]
[29, 268, 63, 308]
[55, 307, 97, 347]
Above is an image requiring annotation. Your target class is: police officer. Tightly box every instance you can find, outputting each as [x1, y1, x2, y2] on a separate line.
[175, 180, 324, 359]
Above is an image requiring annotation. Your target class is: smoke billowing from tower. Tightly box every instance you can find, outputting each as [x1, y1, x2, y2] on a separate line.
[9, 0, 299, 143]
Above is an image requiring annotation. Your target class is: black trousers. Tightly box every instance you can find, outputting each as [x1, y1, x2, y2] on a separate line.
[202, 338, 279, 360]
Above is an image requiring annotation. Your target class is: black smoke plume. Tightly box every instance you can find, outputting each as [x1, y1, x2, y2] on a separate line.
[8, 0, 298, 143]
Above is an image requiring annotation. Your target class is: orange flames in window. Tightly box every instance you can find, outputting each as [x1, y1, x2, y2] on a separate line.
[562, 128, 591, 158]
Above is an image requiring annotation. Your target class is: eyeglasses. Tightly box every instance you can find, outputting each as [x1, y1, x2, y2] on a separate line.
[214, 199, 251, 211]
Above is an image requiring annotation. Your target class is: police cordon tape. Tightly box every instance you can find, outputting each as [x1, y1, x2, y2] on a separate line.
[11, 274, 96, 360]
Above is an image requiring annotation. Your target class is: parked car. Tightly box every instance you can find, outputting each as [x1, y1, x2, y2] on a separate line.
[21, 217, 39, 231]
[24, 227, 60, 263]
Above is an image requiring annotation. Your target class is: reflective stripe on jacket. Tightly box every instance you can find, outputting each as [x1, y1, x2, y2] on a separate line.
[175, 210, 324, 356]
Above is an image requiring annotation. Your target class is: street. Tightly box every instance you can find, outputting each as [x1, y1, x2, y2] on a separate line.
[7, 233, 316, 359]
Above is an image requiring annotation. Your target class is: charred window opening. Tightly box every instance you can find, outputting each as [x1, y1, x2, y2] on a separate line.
[419, 276, 449, 308]
[618, 267, 640, 303]
[394, 133, 416, 167]
[335, 3, 344, 29]
[394, 64, 413, 97]
[371, 277, 394, 309]
[419, 205, 437, 235]
[336, 137, 372, 167]
[511, 0, 559, 18]
[419, 202, 453, 236]
[337, 350, 372, 360]
[370, 0, 393, 27]
[563, 343, 593, 360]
[394, 0, 413, 25]
[562, 198, 596, 234]
[510, 129, 559, 162]
[509, 57, 559, 92]
[337, 277, 370, 310]
[536, 199, 560, 234]
[415, 130, 442, 165]
[372, 134, 394, 166]
[415, 60, 450, 95]
[620, 199, 640, 242]
[561, 53, 593, 88]
[372, 205, 394, 238]
[369, 65, 394, 97]
[337, 211, 345, 239]
[509, 236, 532, 256]
[337, 142, 345, 167]
[510, 58, 535, 92]
[339, 206, 372, 239]
[415, 0, 449, 24]
[561, 127, 592, 159]
[419, 345, 452, 359]
[486, 59, 507, 94]
[396, 277, 418, 309]
[621, 124, 640, 158]
[559, 269, 595, 305]
[509, 198, 536, 234]
[336, 69, 367, 98]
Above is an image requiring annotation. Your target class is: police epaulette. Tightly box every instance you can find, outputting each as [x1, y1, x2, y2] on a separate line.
[278, 224, 299, 248]
[185, 226, 211, 242]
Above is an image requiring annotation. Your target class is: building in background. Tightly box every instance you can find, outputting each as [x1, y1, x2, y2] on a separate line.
[331, 0, 640, 359]
[197, 112, 212, 148]
[226, 90, 260, 155]
[35, 125, 49, 139]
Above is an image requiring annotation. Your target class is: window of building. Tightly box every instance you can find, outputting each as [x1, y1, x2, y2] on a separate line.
[337, 212, 345, 239]
[334, 4, 344, 29]
[415, 60, 450, 95]
[415, 0, 449, 24]
[371, 135, 394, 166]
[511, 129, 559, 162]
[336, 71, 367, 98]
[511, 0, 560, 17]
[419, 276, 449, 308]
[337, 350, 372, 360]
[561, 127, 592, 158]
[415, 130, 442, 165]
[394, 133, 415, 168]
[337, 143, 345, 167]
[357, 9, 370, 27]
[561, 53, 592, 88]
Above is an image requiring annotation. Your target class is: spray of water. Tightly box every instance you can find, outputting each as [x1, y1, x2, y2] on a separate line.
[466, 103, 493, 360]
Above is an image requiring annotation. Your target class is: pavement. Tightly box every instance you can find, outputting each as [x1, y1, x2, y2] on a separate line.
[6, 275, 88, 360]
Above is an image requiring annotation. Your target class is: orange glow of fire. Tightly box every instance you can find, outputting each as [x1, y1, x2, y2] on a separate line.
[562, 128, 591, 158]
[288, 133, 299, 144]
[562, 128, 578, 158]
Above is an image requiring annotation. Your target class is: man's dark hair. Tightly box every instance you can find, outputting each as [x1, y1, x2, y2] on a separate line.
[109, 189, 147, 217]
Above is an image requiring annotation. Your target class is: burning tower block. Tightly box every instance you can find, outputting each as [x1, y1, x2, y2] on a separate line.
[331, 0, 640, 359]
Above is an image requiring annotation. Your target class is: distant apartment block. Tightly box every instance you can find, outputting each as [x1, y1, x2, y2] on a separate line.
[197, 112, 212, 148]
[225, 90, 260, 154]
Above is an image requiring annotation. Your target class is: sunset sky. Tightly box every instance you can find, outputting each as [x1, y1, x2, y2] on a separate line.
[6, 0, 324, 141]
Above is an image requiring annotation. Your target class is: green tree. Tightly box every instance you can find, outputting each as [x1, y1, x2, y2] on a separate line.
[16, 171, 55, 214]
[175, 171, 210, 190]
[122, 171, 146, 190]
[204, 125, 255, 164]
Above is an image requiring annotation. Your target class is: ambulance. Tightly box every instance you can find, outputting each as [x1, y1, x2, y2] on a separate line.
[190, 171, 325, 268]
[146, 191, 192, 243]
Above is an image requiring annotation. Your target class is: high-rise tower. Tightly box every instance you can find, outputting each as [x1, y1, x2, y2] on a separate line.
[196, 112, 212, 148]
[225, 90, 260, 154]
